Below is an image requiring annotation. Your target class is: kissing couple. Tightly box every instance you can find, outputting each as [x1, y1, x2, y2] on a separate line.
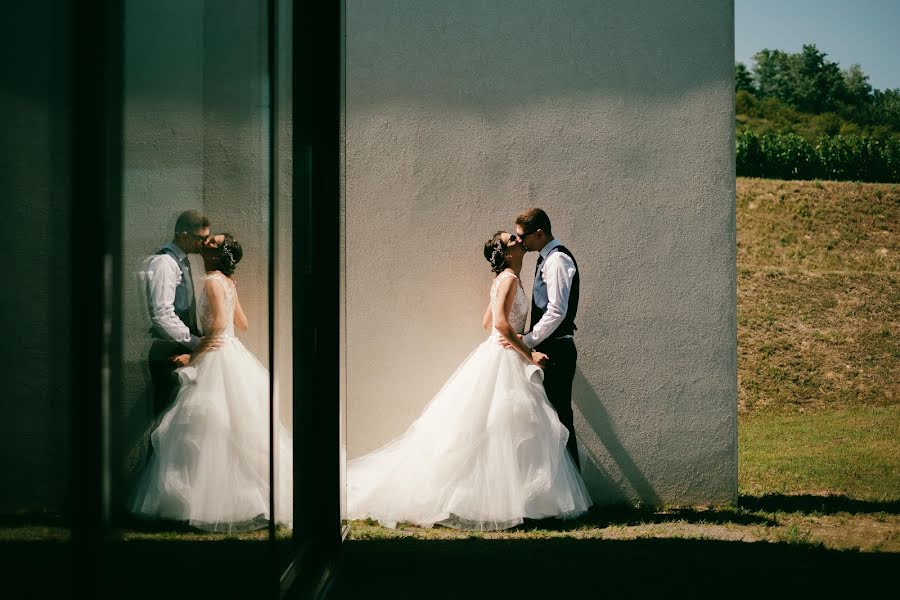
[130, 210, 292, 533]
[347, 208, 592, 531]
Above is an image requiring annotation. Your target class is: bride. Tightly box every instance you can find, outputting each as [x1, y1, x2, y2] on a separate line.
[130, 233, 293, 533]
[346, 231, 592, 531]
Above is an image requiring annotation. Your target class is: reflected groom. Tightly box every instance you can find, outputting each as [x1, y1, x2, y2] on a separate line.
[141, 210, 209, 415]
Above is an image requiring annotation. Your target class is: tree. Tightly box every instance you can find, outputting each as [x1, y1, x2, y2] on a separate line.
[735, 62, 755, 94]
[869, 88, 900, 131]
[740, 44, 899, 140]
[792, 44, 846, 113]
[752, 48, 793, 101]
[752, 44, 848, 114]
[843, 63, 872, 107]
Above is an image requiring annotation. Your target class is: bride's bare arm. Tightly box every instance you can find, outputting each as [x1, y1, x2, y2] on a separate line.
[493, 275, 540, 364]
[482, 302, 492, 329]
[233, 284, 248, 331]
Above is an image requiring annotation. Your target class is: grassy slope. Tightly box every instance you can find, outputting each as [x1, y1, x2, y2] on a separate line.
[736, 178, 899, 413]
[737, 178, 899, 502]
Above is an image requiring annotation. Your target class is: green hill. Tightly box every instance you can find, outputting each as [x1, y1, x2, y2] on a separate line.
[737, 177, 899, 501]
[737, 177, 899, 413]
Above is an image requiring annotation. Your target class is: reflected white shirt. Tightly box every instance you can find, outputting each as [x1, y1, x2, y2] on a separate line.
[140, 243, 201, 350]
[523, 239, 577, 349]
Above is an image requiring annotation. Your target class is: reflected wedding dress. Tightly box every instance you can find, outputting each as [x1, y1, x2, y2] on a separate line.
[347, 271, 592, 531]
[130, 272, 293, 532]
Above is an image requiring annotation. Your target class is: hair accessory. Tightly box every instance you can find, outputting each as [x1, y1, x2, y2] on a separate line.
[221, 244, 235, 267]
[490, 239, 507, 273]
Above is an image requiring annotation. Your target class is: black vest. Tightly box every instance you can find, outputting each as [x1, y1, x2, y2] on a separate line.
[151, 246, 199, 338]
[530, 244, 579, 340]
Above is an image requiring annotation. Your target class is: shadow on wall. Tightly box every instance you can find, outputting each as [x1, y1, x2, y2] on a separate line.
[573, 369, 660, 507]
[348, 0, 733, 112]
[121, 358, 154, 491]
[119, 257, 169, 496]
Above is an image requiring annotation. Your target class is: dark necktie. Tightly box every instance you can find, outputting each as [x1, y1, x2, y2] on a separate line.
[528, 254, 545, 331]
[182, 257, 194, 289]
[182, 257, 197, 331]
[534, 254, 544, 279]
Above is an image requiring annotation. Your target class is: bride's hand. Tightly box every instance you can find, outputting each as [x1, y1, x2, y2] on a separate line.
[497, 333, 523, 349]
[169, 353, 191, 368]
[531, 351, 549, 367]
[194, 334, 223, 356]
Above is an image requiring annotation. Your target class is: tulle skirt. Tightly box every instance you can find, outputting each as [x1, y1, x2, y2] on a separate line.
[346, 335, 592, 531]
[130, 336, 293, 533]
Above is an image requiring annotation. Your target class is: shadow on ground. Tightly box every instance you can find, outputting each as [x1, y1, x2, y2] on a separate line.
[515, 504, 776, 530]
[329, 537, 898, 598]
[0, 538, 301, 598]
[2, 531, 898, 598]
[511, 493, 900, 533]
[4, 493, 899, 598]
[739, 494, 900, 516]
[3, 534, 897, 598]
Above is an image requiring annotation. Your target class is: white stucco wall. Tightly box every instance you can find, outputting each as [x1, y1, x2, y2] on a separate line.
[345, 0, 737, 505]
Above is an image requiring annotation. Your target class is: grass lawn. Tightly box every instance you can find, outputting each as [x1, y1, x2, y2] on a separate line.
[740, 406, 899, 501]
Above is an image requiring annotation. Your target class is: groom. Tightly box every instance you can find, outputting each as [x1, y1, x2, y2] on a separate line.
[505, 208, 581, 470]
[141, 209, 210, 416]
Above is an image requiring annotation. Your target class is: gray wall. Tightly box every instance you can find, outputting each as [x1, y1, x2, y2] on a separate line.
[345, 0, 737, 505]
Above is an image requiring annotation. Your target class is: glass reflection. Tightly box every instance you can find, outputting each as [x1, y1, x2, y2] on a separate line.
[128, 224, 292, 532]
[119, 0, 291, 551]
[2, 0, 311, 594]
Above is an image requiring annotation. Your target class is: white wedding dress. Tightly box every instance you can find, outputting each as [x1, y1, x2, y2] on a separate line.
[346, 271, 592, 531]
[130, 272, 293, 532]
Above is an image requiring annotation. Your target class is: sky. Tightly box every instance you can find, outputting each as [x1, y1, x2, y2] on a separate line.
[736, 0, 900, 91]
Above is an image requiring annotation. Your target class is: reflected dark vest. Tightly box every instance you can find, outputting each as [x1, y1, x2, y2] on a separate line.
[530, 244, 579, 340]
[151, 246, 199, 338]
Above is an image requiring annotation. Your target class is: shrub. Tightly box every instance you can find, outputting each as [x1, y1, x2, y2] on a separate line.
[736, 131, 900, 182]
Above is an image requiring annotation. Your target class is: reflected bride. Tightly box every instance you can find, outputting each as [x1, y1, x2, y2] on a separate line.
[130, 234, 292, 533]
[346, 231, 592, 531]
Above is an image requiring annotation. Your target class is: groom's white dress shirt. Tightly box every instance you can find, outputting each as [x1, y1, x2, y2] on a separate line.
[523, 238, 577, 349]
[141, 242, 201, 350]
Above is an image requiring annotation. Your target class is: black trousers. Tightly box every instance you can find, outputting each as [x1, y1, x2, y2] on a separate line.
[148, 340, 188, 417]
[535, 337, 580, 470]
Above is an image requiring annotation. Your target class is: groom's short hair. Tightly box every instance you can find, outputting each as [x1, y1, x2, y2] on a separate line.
[174, 210, 210, 234]
[516, 208, 552, 236]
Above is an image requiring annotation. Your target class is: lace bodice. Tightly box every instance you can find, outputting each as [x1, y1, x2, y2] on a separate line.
[198, 271, 236, 337]
[491, 271, 528, 334]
